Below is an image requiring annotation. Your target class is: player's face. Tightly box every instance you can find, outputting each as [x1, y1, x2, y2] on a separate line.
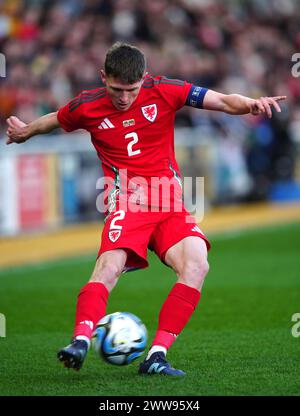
[101, 71, 145, 111]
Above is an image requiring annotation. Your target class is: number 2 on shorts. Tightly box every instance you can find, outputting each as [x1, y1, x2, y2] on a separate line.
[110, 210, 125, 230]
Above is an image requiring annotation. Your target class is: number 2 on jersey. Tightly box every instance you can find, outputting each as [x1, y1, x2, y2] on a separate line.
[125, 132, 141, 156]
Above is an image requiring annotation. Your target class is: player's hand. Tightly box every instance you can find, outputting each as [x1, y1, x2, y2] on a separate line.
[249, 96, 287, 118]
[6, 116, 29, 145]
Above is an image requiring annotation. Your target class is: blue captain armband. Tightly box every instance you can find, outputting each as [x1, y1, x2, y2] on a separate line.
[185, 85, 208, 108]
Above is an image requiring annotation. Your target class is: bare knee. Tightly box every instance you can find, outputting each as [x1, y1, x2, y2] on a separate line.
[90, 261, 122, 291]
[177, 258, 209, 290]
[89, 250, 127, 292]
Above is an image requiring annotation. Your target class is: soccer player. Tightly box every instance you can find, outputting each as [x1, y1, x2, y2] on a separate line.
[6, 42, 286, 376]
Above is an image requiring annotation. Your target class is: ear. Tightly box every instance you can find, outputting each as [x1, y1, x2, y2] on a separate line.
[100, 70, 106, 85]
[142, 71, 147, 81]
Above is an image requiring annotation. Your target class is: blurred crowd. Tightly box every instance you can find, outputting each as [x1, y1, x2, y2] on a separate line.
[0, 0, 300, 201]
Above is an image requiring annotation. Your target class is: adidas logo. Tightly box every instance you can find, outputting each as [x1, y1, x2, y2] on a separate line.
[79, 320, 94, 330]
[98, 118, 115, 129]
[148, 363, 167, 374]
[191, 225, 202, 233]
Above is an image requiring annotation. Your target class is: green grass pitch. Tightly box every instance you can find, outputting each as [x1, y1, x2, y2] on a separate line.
[0, 222, 300, 396]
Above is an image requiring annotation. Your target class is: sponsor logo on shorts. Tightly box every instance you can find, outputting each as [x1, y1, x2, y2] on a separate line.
[109, 229, 121, 242]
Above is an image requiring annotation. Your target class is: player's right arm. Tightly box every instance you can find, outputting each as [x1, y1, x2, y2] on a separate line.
[6, 112, 60, 145]
[6, 89, 86, 145]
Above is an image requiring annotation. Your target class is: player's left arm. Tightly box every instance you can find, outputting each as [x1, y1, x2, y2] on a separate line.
[202, 89, 287, 118]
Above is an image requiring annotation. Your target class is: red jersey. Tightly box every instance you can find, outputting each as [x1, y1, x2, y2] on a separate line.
[57, 75, 193, 211]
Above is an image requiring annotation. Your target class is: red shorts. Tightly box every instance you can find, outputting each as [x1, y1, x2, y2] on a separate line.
[98, 203, 210, 271]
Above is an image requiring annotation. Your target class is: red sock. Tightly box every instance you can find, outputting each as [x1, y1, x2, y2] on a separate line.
[73, 282, 109, 340]
[152, 283, 201, 350]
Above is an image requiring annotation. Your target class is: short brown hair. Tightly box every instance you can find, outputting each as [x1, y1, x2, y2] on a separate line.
[104, 42, 146, 84]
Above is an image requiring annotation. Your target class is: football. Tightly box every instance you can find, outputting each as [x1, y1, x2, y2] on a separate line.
[92, 312, 147, 365]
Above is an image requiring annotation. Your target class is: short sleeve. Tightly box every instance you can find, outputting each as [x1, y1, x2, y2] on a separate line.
[57, 95, 83, 132]
[156, 77, 193, 110]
